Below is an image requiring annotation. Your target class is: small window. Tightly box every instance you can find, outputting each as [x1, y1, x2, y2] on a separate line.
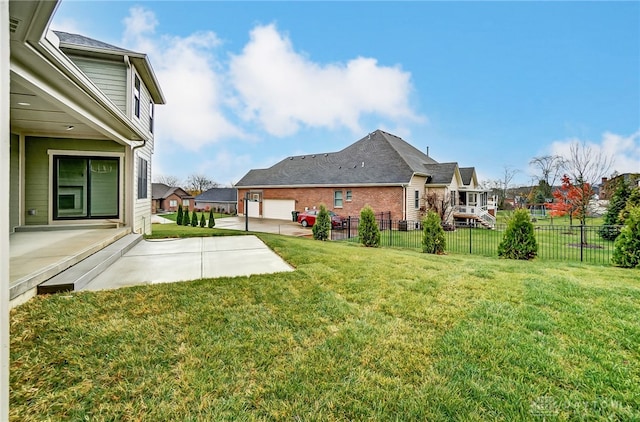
[137, 157, 148, 199]
[450, 190, 456, 206]
[252, 193, 260, 202]
[134, 75, 141, 118]
[182, 199, 190, 206]
[346, 190, 352, 201]
[414, 190, 420, 209]
[334, 190, 343, 208]
[169, 200, 177, 207]
[149, 101, 154, 133]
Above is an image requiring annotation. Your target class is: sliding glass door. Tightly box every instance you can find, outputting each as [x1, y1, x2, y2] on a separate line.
[54, 156, 119, 220]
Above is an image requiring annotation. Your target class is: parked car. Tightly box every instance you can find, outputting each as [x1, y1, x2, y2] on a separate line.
[297, 209, 345, 228]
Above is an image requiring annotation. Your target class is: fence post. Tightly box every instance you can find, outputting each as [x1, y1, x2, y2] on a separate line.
[469, 225, 472, 254]
[347, 217, 351, 239]
[580, 225, 584, 262]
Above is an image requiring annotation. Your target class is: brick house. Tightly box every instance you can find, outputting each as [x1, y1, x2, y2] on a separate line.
[151, 183, 194, 213]
[235, 130, 495, 228]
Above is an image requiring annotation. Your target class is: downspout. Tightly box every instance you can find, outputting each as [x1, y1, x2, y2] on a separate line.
[131, 139, 147, 234]
[402, 184, 407, 220]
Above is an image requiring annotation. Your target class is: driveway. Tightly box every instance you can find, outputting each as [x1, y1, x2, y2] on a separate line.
[83, 235, 293, 291]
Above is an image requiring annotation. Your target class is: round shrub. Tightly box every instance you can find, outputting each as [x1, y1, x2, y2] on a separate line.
[498, 208, 538, 260]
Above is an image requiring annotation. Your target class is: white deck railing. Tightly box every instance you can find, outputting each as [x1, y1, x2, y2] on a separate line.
[454, 205, 496, 228]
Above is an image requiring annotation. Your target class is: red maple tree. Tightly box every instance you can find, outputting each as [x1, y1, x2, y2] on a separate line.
[549, 174, 594, 225]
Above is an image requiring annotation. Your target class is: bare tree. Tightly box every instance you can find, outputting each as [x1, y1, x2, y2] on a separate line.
[154, 174, 181, 187]
[561, 141, 614, 225]
[424, 191, 454, 224]
[186, 173, 218, 195]
[496, 166, 519, 209]
[565, 141, 614, 187]
[529, 155, 566, 200]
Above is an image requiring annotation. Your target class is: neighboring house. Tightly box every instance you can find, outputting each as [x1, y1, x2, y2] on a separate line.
[195, 187, 238, 214]
[8, 1, 165, 235]
[235, 130, 495, 228]
[599, 173, 640, 200]
[152, 183, 194, 213]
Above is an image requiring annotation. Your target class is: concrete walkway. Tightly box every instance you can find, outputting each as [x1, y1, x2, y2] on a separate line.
[83, 235, 293, 291]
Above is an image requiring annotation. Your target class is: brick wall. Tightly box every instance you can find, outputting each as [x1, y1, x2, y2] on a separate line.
[237, 186, 405, 219]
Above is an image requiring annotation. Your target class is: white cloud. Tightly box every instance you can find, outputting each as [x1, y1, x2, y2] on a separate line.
[121, 7, 244, 150]
[229, 24, 423, 137]
[50, 17, 83, 35]
[550, 130, 640, 177]
[196, 149, 254, 186]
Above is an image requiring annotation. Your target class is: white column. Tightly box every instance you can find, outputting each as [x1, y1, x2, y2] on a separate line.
[1, 0, 12, 417]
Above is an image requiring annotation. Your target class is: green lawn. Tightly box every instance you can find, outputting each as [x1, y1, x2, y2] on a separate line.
[146, 222, 249, 239]
[10, 234, 639, 421]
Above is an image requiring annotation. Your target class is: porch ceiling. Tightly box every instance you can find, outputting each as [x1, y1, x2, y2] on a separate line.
[10, 78, 107, 140]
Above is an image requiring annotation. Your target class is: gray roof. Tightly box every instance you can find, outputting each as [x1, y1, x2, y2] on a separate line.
[54, 31, 133, 54]
[195, 188, 238, 203]
[459, 167, 476, 186]
[235, 130, 441, 187]
[152, 183, 192, 200]
[424, 162, 458, 185]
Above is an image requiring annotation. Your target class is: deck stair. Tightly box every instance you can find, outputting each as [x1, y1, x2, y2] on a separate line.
[37, 233, 142, 294]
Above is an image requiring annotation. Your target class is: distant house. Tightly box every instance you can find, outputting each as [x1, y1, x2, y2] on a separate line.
[599, 173, 640, 200]
[235, 130, 495, 228]
[195, 188, 238, 214]
[152, 183, 194, 213]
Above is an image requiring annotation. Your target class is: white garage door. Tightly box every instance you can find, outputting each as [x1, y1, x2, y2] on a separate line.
[247, 201, 260, 218]
[263, 199, 296, 220]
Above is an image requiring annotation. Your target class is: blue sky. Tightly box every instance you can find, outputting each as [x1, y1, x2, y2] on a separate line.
[51, 1, 640, 187]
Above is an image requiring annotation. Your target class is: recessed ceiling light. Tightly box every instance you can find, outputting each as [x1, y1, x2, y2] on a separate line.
[17, 102, 30, 106]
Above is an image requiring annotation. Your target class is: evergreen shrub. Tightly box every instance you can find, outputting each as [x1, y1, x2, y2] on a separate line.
[498, 208, 538, 260]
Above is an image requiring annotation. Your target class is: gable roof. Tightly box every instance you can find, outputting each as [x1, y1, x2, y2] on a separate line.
[195, 188, 238, 202]
[236, 130, 440, 188]
[424, 162, 459, 185]
[459, 167, 476, 186]
[53, 30, 166, 105]
[151, 183, 192, 200]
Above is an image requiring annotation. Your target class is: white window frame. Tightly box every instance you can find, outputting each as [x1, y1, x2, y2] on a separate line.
[149, 101, 154, 133]
[182, 199, 190, 207]
[133, 75, 141, 119]
[414, 190, 420, 209]
[334, 190, 343, 208]
[137, 157, 148, 199]
[169, 199, 177, 207]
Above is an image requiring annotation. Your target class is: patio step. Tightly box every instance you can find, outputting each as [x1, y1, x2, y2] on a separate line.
[37, 233, 142, 295]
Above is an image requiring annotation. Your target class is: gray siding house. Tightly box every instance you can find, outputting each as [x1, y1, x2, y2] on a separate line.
[195, 188, 238, 214]
[6, 0, 165, 304]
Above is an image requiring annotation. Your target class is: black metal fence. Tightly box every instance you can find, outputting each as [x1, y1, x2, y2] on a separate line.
[332, 217, 622, 265]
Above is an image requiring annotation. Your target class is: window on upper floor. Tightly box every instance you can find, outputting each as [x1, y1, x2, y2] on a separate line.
[134, 75, 141, 119]
[346, 190, 352, 201]
[149, 101, 154, 133]
[414, 190, 420, 209]
[334, 190, 343, 208]
[137, 157, 147, 199]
